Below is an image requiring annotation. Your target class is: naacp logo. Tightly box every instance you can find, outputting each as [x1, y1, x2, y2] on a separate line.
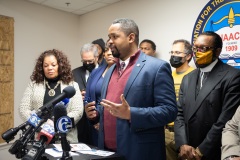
[56, 116, 72, 133]
[192, 0, 240, 69]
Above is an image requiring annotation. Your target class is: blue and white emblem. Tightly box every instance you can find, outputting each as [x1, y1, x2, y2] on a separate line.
[56, 116, 72, 133]
[42, 123, 55, 135]
[28, 113, 41, 127]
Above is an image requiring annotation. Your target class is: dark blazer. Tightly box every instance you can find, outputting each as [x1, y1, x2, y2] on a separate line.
[72, 66, 87, 91]
[174, 60, 240, 160]
[85, 61, 107, 104]
[84, 61, 108, 146]
[97, 52, 177, 160]
[72, 66, 91, 144]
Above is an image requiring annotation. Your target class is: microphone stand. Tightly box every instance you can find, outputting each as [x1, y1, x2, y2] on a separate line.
[59, 133, 72, 160]
[9, 118, 48, 159]
[21, 136, 47, 160]
[3, 86, 76, 159]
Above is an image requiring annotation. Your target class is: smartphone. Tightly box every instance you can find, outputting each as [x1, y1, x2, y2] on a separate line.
[84, 97, 96, 111]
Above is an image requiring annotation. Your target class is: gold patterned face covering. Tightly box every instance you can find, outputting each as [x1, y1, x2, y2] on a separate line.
[194, 50, 213, 66]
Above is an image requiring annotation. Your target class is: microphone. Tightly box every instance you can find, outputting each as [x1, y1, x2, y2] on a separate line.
[8, 114, 46, 157]
[21, 99, 67, 160]
[22, 119, 55, 160]
[2, 97, 67, 144]
[5, 86, 75, 158]
[54, 103, 73, 160]
[2, 122, 28, 143]
[37, 86, 75, 118]
[36, 119, 55, 144]
[2, 111, 41, 143]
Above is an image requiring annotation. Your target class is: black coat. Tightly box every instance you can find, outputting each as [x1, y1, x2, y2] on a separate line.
[72, 66, 87, 91]
[174, 60, 240, 160]
[72, 66, 92, 145]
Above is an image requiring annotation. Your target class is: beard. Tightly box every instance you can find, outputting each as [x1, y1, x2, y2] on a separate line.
[111, 46, 120, 58]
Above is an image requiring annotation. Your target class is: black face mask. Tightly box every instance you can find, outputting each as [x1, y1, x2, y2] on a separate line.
[83, 63, 95, 72]
[170, 55, 185, 68]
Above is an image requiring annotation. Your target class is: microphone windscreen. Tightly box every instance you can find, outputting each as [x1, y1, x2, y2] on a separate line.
[54, 103, 67, 120]
[63, 86, 76, 98]
[54, 103, 67, 132]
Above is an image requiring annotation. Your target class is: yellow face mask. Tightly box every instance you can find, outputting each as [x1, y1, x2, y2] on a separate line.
[194, 50, 213, 66]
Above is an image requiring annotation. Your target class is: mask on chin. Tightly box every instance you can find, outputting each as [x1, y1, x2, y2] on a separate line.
[83, 63, 95, 72]
[194, 50, 215, 68]
[170, 56, 185, 68]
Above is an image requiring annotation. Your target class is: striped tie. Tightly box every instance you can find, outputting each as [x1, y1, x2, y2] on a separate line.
[118, 62, 125, 76]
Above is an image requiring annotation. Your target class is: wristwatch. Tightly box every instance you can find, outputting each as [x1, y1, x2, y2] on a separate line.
[224, 155, 239, 160]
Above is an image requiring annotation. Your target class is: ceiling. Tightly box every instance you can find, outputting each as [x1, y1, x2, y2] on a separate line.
[26, 0, 123, 16]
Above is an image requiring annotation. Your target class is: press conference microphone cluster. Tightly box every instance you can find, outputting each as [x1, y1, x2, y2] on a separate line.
[54, 103, 73, 160]
[22, 98, 71, 160]
[22, 119, 55, 160]
[2, 86, 76, 159]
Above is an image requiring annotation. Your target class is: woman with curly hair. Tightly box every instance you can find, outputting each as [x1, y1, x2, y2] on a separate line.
[19, 49, 83, 143]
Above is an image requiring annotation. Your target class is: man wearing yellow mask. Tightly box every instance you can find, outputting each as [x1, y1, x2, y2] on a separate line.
[174, 31, 240, 160]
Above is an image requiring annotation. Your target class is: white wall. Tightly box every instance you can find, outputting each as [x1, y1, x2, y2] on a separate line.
[0, 0, 209, 159]
[78, 0, 209, 66]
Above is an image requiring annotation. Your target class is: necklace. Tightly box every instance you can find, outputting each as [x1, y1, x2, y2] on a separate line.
[45, 81, 60, 96]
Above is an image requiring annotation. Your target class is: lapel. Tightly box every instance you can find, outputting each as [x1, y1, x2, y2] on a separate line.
[101, 64, 116, 99]
[187, 61, 228, 120]
[101, 52, 146, 98]
[184, 69, 199, 121]
[124, 52, 146, 97]
[80, 69, 87, 87]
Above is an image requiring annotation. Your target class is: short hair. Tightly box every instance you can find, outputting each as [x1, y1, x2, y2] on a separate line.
[173, 39, 192, 62]
[80, 43, 98, 57]
[31, 49, 73, 84]
[140, 39, 156, 51]
[200, 31, 223, 49]
[112, 18, 139, 45]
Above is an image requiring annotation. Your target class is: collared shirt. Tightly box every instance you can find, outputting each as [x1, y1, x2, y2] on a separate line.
[119, 58, 130, 71]
[200, 59, 218, 73]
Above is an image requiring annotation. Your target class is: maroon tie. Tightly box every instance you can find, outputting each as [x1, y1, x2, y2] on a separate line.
[118, 62, 125, 76]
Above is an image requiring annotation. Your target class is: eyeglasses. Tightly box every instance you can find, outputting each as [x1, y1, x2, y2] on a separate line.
[81, 59, 95, 64]
[192, 46, 215, 52]
[169, 51, 184, 55]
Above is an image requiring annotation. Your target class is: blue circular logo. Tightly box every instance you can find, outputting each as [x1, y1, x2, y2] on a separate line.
[28, 113, 40, 127]
[192, 0, 240, 69]
[56, 116, 72, 133]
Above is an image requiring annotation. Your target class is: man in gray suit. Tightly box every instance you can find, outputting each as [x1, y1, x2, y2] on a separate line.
[222, 106, 240, 160]
[174, 31, 240, 160]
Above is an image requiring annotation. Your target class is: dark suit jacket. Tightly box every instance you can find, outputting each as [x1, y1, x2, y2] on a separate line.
[84, 62, 108, 146]
[97, 52, 177, 160]
[72, 66, 91, 144]
[174, 60, 240, 160]
[72, 66, 87, 91]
